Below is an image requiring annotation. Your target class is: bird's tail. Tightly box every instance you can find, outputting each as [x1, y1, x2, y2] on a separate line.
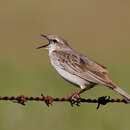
[108, 82, 130, 103]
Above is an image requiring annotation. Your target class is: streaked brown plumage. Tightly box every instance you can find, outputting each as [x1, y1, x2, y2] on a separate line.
[37, 34, 130, 103]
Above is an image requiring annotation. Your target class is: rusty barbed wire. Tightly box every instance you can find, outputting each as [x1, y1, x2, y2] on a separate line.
[0, 94, 129, 109]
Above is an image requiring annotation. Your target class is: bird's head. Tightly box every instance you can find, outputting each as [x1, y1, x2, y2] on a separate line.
[37, 34, 71, 52]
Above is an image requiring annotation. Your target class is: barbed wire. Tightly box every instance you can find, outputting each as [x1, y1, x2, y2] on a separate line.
[0, 94, 129, 109]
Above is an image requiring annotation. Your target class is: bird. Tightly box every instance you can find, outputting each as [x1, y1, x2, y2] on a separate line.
[37, 34, 130, 104]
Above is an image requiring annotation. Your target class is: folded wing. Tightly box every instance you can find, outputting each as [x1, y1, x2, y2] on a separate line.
[52, 50, 111, 86]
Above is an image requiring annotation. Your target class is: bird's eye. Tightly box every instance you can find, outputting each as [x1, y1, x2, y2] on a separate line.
[52, 39, 57, 43]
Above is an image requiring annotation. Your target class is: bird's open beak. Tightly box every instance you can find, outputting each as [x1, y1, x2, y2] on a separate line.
[36, 34, 50, 49]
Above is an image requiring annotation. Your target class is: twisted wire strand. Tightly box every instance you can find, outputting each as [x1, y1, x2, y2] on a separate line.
[0, 94, 128, 109]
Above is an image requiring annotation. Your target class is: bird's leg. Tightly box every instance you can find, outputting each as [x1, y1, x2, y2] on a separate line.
[68, 87, 86, 106]
[68, 88, 86, 99]
[68, 85, 95, 106]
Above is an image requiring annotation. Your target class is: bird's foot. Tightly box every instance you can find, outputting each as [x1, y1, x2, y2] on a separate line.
[68, 94, 81, 106]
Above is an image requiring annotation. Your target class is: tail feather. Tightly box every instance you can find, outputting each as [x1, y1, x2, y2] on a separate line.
[108, 82, 130, 103]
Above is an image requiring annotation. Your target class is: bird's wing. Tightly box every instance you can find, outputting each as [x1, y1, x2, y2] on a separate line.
[52, 50, 111, 85]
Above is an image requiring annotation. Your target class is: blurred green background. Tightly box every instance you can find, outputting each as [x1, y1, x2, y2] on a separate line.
[0, 0, 130, 130]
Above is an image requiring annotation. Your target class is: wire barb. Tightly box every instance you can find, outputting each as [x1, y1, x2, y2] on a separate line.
[0, 94, 129, 109]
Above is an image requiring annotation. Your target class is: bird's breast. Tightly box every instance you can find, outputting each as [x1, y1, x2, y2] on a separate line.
[49, 53, 90, 88]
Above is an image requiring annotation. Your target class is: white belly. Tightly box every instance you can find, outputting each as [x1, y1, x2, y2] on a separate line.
[50, 57, 90, 89]
[56, 67, 88, 88]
